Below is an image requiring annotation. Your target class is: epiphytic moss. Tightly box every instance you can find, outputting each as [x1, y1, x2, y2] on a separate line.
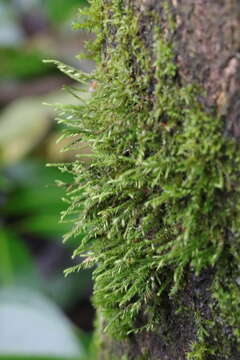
[51, 0, 240, 355]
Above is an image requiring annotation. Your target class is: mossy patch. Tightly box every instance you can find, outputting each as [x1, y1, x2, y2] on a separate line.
[52, 0, 240, 357]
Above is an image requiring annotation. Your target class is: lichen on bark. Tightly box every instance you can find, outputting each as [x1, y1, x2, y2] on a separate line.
[53, 0, 240, 358]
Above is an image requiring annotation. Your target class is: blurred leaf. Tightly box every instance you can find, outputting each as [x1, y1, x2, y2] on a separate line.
[21, 214, 71, 237]
[4, 160, 74, 240]
[0, 48, 55, 80]
[0, 228, 39, 286]
[43, 0, 87, 25]
[0, 229, 13, 285]
[0, 98, 52, 164]
[0, 173, 11, 191]
[6, 185, 66, 215]
[0, 356, 85, 360]
[4, 160, 71, 187]
[0, 288, 84, 358]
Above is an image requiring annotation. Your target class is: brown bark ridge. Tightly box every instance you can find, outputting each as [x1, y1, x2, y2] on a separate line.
[90, 0, 240, 359]
[135, 0, 240, 138]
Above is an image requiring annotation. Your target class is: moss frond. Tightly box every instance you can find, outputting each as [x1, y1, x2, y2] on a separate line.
[56, 0, 240, 351]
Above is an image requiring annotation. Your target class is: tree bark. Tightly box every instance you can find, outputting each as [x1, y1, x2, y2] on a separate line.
[91, 1, 240, 359]
[94, 0, 240, 360]
[135, 0, 240, 137]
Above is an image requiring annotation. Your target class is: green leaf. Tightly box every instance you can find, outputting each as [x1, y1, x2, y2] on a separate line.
[3, 161, 74, 240]
[0, 356, 83, 360]
[0, 229, 39, 287]
[43, 0, 87, 25]
[20, 214, 71, 238]
[0, 98, 51, 164]
[0, 48, 55, 80]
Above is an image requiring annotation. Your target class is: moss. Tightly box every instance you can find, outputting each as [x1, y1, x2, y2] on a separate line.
[52, 0, 240, 357]
[187, 342, 214, 360]
[186, 312, 215, 360]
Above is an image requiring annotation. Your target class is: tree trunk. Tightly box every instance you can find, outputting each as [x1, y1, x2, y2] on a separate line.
[61, 1, 240, 359]
[89, 1, 240, 359]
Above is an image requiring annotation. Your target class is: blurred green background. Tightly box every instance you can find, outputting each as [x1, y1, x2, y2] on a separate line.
[0, 1, 95, 359]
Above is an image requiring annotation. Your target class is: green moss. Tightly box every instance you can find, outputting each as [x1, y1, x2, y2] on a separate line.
[187, 342, 214, 360]
[186, 313, 215, 360]
[52, 0, 240, 355]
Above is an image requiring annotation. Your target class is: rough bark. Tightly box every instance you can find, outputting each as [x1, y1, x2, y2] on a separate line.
[135, 0, 240, 138]
[96, 1, 240, 359]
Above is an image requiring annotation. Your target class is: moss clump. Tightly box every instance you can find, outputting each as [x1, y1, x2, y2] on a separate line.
[53, 0, 240, 356]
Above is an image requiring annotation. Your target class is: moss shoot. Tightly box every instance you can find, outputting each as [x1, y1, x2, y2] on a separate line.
[52, 0, 240, 358]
